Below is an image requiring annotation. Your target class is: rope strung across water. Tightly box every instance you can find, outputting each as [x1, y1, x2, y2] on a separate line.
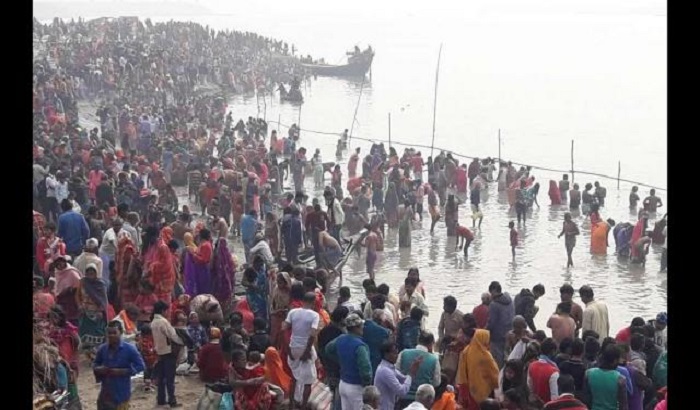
[271, 120, 667, 192]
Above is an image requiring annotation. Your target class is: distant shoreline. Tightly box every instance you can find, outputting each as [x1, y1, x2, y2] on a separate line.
[33, 1, 212, 21]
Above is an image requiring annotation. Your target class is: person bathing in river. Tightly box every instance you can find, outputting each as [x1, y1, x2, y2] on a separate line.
[559, 174, 570, 202]
[549, 180, 562, 205]
[362, 224, 380, 281]
[591, 218, 616, 256]
[643, 189, 663, 214]
[594, 181, 607, 207]
[558, 212, 580, 268]
[456, 223, 475, 259]
[445, 194, 460, 236]
[398, 200, 413, 248]
[581, 183, 596, 215]
[569, 183, 581, 211]
[629, 186, 641, 209]
[427, 183, 441, 234]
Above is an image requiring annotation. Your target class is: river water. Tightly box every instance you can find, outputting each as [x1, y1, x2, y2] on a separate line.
[49, 0, 667, 333]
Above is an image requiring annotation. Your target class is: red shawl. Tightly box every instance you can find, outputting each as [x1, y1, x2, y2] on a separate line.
[149, 227, 176, 299]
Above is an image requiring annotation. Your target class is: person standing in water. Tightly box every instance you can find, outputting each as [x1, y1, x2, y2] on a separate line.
[629, 186, 640, 209]
[559, 174, 570, 202]
[362, 224, 380, 281]
[509, 221, 518, 261]
[594, 182, 607, 207]
[643, 189, 663, 214]
[558, 212, 580, 268]
[569, 183, 581, 211]
[581, 183, 596, 215]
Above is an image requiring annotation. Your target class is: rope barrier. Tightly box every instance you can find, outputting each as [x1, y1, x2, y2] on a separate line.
[271, 121, 667, 192]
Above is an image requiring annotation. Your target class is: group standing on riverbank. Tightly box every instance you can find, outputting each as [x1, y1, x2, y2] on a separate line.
[32, 16, 667, 410]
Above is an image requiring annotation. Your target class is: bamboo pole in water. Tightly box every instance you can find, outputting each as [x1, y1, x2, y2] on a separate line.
[388, 112, 392, 149]
[618, 161, 621, 189]
[277, 113, 281, 134]
[349, 75, 366, 145]
[430, 44, 443, 159]
[571, 140, 575, 184]
[498, 129, 501, 161]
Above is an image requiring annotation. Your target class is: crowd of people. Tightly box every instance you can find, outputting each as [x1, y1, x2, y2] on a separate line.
[32, 16, 668, 410]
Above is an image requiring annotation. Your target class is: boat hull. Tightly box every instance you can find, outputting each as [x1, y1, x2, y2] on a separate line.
[302, 53, 374, 77]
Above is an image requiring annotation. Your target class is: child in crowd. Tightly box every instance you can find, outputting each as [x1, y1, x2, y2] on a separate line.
[173, 312, 195, 374]
[187, 312, 208, 372]
[136, 323, 158, 392]
[248, 317, 271, 354]
[509, 221, 518, 260]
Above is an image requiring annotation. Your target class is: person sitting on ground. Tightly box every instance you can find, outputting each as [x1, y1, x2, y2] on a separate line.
[198, 327, 228, 383]
[249, 317, 272, 355]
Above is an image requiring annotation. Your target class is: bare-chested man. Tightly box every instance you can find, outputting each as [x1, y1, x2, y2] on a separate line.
[506, 315, 534, 360]
[362, 224, 380, 281]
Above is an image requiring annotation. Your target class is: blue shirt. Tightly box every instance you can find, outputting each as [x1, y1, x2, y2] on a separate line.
[58, 211, 90, 255]
[241, 215, 258, 245]
[93, 341, 145, 405]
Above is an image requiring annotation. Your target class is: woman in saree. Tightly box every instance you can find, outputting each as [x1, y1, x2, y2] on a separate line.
[184, 229, 213, 296]
[453, 164, 467, 195]
[119, 231, 143, 310]
[270, 272, 292, 349]
[36, 222, 66, 278]
[77, 263, 109, 354]
[548, 180, 562, 205]
[148, 226, 176, 304]
[212, 231, 236, 313]
[264, 346, 292, 398]
[242, 258, 269, 320]
[384, 182, 400, 229]
[230, 349, 274, 410]
[456, 329, 500, 410]
[445, 194, 459, 237]
[49, 306, 81, 378]
[53, 255, 82, 325]
[398, 200, 413, 248]
[591, 219, 616, 255]
[264, 212, 280, 259]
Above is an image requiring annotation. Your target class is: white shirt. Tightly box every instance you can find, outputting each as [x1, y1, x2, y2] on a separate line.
[55, 180, 69, 204]
[374, 359, 412, 410]
[403, 402, 428, 410]
[582, 300, 610, 341]
[99, 228, 119, 258]
[285, 308, 320, 350]
[249, 240, 274, 265]
[45, 175, 58, 198]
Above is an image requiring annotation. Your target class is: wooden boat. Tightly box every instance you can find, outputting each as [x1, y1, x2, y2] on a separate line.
[302, 48, 374, 77]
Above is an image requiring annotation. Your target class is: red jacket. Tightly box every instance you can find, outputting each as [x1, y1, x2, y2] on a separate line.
[529, 359, 559, 403]
[543, 394, 588, 410]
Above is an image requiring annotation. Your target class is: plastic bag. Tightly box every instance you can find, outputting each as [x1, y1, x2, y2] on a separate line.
[219, 392, 233, 410]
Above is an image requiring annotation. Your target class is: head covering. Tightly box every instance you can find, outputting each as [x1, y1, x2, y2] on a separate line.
[656, 312, 668, 325]
[264, 347, 292, 395]
[159, 226, 174, 243]
[86, 238, 99, 249]
[456, 329, 499, 403]
[345, 313, 365, 329]
[184, 232, 196, 251]
[210, 327, 221, 340]
[85, 263, 98, 274]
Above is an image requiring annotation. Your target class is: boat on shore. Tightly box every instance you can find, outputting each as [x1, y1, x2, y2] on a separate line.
[302, 46, 374, 77]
